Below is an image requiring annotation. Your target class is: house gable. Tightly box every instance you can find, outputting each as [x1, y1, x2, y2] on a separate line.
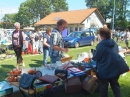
[35, 8, 105, 26]
[35, 8, 105, 33]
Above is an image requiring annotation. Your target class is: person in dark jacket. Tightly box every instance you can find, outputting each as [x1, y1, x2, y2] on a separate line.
[93, 28, 121, 97]
[12, 22, 25, 69]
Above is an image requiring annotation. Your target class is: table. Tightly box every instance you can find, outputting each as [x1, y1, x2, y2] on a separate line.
[3, 42, 12, 46]
[21, 66, 96, 79]
[8, 82, 35, 97]
[7, 64, 96, 97]
[2, 42, 12, 50]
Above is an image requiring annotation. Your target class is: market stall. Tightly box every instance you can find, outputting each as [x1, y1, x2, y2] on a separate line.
[4, 55, 97, 96]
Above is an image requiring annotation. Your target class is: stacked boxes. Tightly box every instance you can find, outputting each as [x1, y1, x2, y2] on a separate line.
[65, 77, 81, 93]
[82, 75, 98, 94]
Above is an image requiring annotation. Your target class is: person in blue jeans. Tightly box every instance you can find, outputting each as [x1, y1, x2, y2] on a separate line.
[50, 19, 69, 63]
[43, 27, 52, 65]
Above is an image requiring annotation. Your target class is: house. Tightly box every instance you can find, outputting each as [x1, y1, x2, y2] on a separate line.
[35, 8, 105, 35]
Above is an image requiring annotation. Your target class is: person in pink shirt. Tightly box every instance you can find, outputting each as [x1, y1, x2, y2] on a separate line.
[12, 22, 25, 69]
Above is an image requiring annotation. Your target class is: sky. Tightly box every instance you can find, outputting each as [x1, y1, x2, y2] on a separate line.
[0, 0, 87, 19]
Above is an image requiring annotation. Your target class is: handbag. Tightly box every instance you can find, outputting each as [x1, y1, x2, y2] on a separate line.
[96, 44, 129, 79]
[19, 73, 36, 89]
[117, 56, 129, 75]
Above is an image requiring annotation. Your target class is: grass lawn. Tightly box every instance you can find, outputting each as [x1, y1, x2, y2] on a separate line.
[0, 41, 130, 97]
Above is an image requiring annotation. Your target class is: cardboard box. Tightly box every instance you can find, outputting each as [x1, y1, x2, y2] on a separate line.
[82, 75, 98, 94]
[91, 69, 96, 76]
[65, 77, 81, 93]
[0, 81, 13, 96]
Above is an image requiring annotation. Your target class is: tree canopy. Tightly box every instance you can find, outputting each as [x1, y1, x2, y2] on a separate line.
[2, 0, 68, 28]
[2, 0, 130, 29]
[1, 13, 16, 28]
[85, 0, 130, 29]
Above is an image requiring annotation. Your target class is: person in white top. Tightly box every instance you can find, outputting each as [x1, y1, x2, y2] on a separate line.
[37, 28, 43, 54]
[30, 30, 39, 54]
[3, 30, 9, 50]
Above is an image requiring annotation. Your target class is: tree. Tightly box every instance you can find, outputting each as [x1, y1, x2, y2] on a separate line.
[85, 0, 111, 21]
[51, 0, 68, 12]
[2, 13, 16, 28]
[85, 0, 130, 29]
[15, 0, 68, 28]
[14, 2, 31, 28]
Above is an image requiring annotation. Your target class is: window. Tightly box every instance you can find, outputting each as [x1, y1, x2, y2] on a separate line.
[81, 33, 86, 37]
[85, 32, 90, 36]
[79, 27, 82, 31]
[70, 27, 73, 32]
[75, 27, 78, 31]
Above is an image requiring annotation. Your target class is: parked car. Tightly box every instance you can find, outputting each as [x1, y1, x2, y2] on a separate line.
[84, 28, 99, 40]
[63, 31, 95, 48]
[84, 28, 98, 33]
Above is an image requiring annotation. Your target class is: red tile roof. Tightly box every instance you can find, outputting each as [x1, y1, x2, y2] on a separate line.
[35, 8, 105, 26]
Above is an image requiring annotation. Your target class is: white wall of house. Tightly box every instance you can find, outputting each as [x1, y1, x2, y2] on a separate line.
[82, 18, 91, 29]
[82, 12, 103, 30]
[66, 12, 104, 33]
[40, 11, 104, 34]
[67, 24, 84, 34]
[89, 12, 103, 28]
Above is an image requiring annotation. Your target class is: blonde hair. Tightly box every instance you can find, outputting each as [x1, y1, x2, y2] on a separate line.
[46, 27, 52, 33]
[14, 22, 20, 27]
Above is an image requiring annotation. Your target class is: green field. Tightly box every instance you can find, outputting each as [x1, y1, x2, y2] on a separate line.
[0, 41, 130, 97]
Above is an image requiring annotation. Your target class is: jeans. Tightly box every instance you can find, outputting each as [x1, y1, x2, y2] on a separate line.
[38, 41, 43, 53]
[43, 48, 49, 65]
[50, 56, 61, 63]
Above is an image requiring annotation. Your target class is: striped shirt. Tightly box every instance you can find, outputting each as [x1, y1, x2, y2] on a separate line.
[50, 29, 64, 57]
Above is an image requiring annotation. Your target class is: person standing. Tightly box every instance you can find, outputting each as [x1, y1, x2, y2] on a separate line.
[37, 28, 43, 54]
[50, 19, 69, 63]
[116, 30, 121, 42]
[2, 30, 9, 50]
[103, 24, 108, 28]
[93, 28, 122, 97]
[124, 29, 130, 49]
[43, 27, 52, 65]
[12, 22, 25, 69]
[30, 30, 39, 54]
